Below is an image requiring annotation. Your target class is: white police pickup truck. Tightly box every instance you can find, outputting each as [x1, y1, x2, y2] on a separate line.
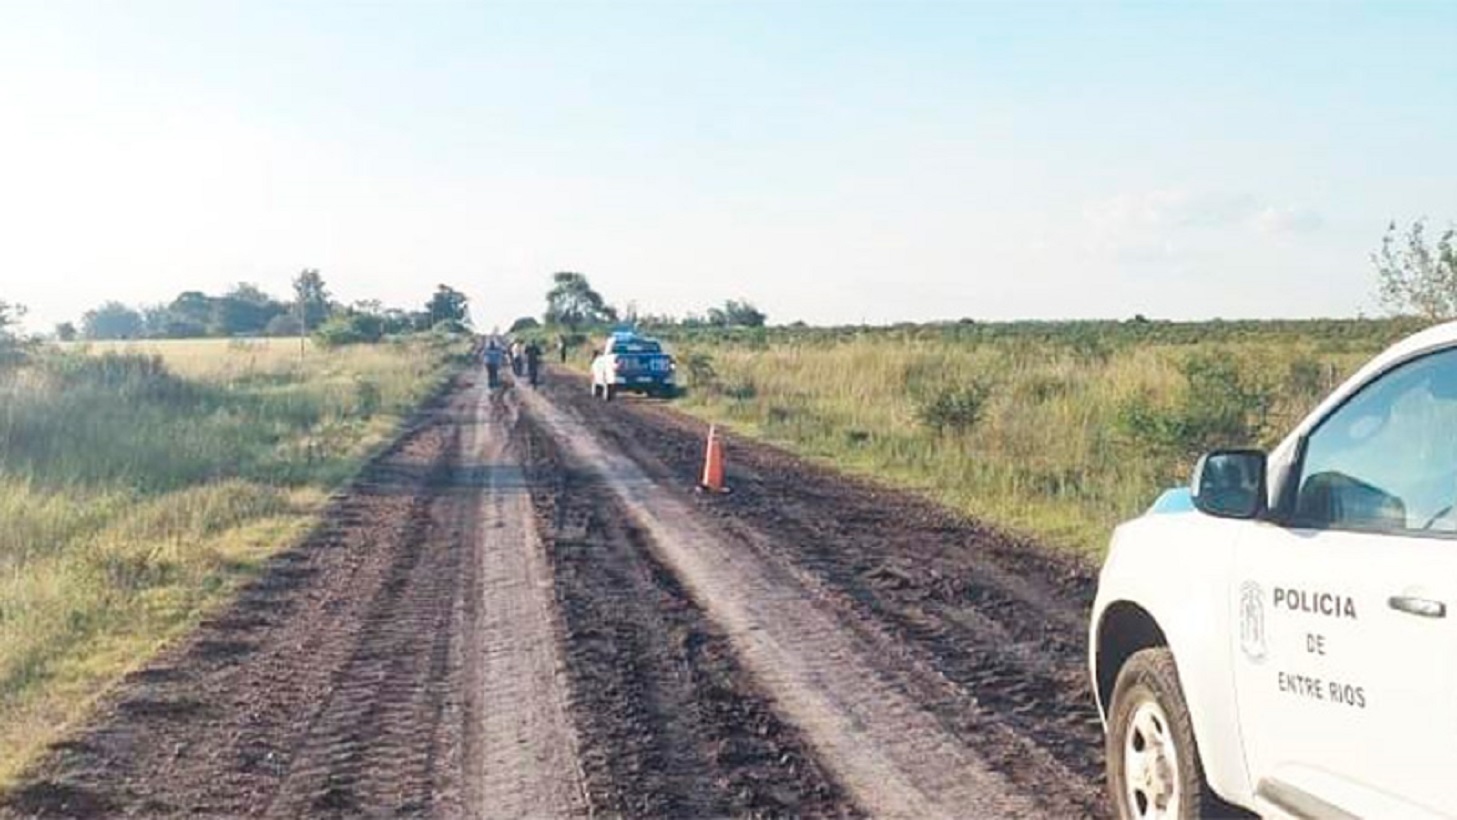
[589, 330, 677, 401]
[1091, 322, 1457, 819]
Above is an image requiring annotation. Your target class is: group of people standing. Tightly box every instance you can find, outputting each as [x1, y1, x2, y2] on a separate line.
[482, 337, 543, 389]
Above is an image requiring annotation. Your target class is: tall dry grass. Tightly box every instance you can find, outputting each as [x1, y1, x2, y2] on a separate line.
[0, 336, 466, 787]
[667, 323, 1415, 556]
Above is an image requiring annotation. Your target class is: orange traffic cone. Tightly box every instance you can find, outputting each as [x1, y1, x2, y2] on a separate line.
[700, 425, 728, 493]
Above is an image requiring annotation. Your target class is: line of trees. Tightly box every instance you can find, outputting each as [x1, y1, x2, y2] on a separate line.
[532, 221, 1457, 334]
[1, 301, 24, 338]
[535, 271, 767, 333]
[0, 301, 26, 364]
[625, 300, 767, 329]
[22, 212, 1450, 351]
[69, 271, 472, 344]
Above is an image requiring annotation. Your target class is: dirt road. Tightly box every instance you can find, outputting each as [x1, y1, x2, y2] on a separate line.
[4, 368, 1105, 818]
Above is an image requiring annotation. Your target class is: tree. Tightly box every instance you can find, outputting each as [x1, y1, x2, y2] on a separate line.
[264, 313, 303, 336]
[1, 301, 23, 337]
[158, 291, 212, 338]
[426, 285, 470, 325]
[169, 291, 212, 324]
[1375, 219, 1457, 319]
[293, 269, 331, 332]
[380, 308, 418, 335]
[0, 302, 25, 363]
[55, 321, 77, 342]
[544, 272, 615, 329]
[352, 299, 384, 316]
[140, 304, 170, 338]
[707, 299, 767, 328]
[509, 316, 541, 334]
[227, 282, 274, 305]
[82, 302, 144, 340]
[211, 282, 286, 336]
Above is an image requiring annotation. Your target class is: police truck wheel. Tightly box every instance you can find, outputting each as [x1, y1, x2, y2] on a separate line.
[1107, 648, 1216, 820]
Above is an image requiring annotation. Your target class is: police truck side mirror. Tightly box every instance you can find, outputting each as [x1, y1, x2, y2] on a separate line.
[1191, 449, 1267, 520]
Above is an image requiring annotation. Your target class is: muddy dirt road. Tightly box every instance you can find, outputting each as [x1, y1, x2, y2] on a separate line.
[4, 368, 1105, 818]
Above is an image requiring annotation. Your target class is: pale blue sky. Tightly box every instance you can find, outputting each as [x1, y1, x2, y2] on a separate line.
[1, 0, 1453, 330]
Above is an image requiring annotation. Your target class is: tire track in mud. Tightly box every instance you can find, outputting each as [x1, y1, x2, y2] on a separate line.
[513, 389, 860, 818]
[5, 361, 1104, 818]
[536, 370, 1108, 817]
[518, 386, 1063, 818]
[259, 432, 461, 818]
[260, 382, 584, 818]
[3, 372, 857, 819]
[457, 387, 585, 818]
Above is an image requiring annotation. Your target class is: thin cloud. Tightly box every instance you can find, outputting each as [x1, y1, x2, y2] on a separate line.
[1084, 189, 1323, 258]
[1083, 189, 1260, 235]
[1254, 205, 1324, 235]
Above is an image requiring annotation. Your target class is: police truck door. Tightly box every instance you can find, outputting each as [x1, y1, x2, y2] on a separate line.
[1232, 346, 1457, 816]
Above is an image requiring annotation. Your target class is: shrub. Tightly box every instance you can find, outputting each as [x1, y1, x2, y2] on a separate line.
[431, 319, 471, 336]
[914, 380, 993, 436]
[1066, 332, 1113, 363]
[1017, 373, 1071, 404]
[38, 351, 201, 404]
[314, 314, 385, 347]
[1286, 355, 1328, 400]
[1115, 351, 1274, 461]
[354, 378, 383, 419]
[682, 352, 717, 387]
[723, 378, 758, 401]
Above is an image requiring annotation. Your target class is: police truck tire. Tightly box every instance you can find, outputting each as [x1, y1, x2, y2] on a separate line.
[1107, 648, 1218, 820]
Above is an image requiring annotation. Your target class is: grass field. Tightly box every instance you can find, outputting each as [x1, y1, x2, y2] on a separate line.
[0, 336, 467, 788]
[642, 319, 1428, 556]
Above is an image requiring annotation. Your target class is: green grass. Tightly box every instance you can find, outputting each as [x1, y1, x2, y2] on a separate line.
[649, 319, 1427, 558]
[0, 336, 467, 788]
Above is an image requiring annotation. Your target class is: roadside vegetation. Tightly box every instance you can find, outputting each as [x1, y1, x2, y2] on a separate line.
[0, 334, 469, 788]
[521, 227, 1452, 558]
[657, 319, 1424, 555]
[528, 272, 1428, 556]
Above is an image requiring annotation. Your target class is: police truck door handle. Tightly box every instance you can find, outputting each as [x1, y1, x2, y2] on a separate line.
[1388, 596, 1447, 619]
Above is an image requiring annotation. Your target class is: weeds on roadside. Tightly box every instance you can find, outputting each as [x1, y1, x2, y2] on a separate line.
[0, 337, 464, 789]
[664, 320, 1410, 555]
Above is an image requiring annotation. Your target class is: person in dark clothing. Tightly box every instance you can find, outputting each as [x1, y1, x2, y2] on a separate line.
[557, 334, 569, 364]
[525, 341, 543, 387]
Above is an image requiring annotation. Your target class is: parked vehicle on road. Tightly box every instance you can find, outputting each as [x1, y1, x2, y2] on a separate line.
[590, 330, 677, 400]
[1091, 321, 1457, 819]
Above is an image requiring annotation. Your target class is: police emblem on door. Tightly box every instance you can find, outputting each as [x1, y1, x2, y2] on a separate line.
[1240, 581, 1266, 662]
